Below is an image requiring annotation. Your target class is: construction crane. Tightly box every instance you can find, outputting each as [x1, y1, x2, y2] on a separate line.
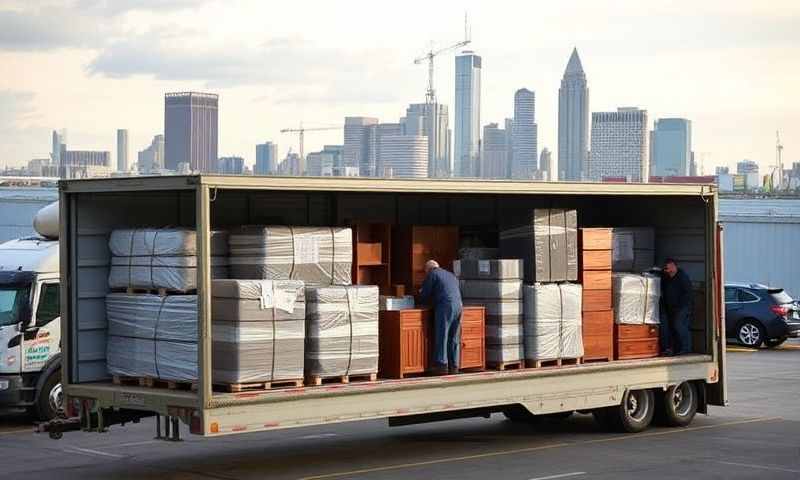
[280, 124, 342, 174]
[413, 15, 471, 104]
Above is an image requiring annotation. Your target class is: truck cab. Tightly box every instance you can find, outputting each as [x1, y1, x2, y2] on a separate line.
[0, 237, 62, 420]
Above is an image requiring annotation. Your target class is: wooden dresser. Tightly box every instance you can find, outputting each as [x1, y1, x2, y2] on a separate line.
[580, 228, 614, 362]
[459, 306, 486, 372]
[614, 324, 660, 360]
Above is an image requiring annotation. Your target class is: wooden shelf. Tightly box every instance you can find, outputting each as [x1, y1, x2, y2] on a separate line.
[353, 223, 392, 294]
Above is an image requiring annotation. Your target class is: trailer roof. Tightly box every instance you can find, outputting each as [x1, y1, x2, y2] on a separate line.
[60, 174, 717, 196]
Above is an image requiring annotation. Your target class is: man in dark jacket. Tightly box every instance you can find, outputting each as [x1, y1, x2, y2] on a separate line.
[419, 260, 463, 375]
[660, 258, 693, 355]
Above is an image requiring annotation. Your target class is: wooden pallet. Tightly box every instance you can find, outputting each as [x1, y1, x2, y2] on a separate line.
[487, 361, 524, 371]
[525, 358, 561, 369]
[583, 357, 612, 364]
[306, 372, 377, 386]
[561, 357, 583, 366]
[213, 379, 304, 393]
[112, 375, 196, 391]
[117, 287, 197, 296]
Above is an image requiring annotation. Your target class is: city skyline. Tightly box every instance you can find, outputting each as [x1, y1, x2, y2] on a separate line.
[0, 1, 797, 174]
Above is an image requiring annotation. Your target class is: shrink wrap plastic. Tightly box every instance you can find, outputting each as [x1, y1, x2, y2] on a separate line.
[487, 344, 525, 363]
[459, 279, 522, 301]
[228, 226, 352, 286]
[613, 273, 661, 325]
[453, 259, 523, 280]
[612, 227, 656, 272]
[305, 285, 379, 377]
[108, 228, 229, 290]
[523, 284, 584, 361]
[212, 280, 306, 384]
[379, 295, 415, 311]
[499, 209, 578, 283]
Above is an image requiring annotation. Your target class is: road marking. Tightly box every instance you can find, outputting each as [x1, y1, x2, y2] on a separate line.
[104, 440, 160, 448]
[298, 416, 781, 480]
[62, 446, 125, 459]
[0, 428, 32, 435]
[777, 344, 800, 350]
[297, 433, 339, 440]
[717, 461, 800, 474]
[726, 347, 757, 353]
[529, 472, 586, 480]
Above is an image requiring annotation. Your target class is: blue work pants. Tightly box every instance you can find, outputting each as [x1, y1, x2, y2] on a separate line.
[433, 302, 462, 368]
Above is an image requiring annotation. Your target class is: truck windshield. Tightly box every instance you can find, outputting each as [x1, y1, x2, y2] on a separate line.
[0, 287, 30, 327]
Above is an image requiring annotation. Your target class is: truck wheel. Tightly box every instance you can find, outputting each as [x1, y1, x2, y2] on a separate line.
[603, 389, 655, 433]
[35, 369, 63, 421]
[656, 382, 697, 427]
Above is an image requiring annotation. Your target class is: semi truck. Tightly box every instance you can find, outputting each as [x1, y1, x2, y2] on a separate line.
[0, 202, 63, 420]
[42, 175, 726, 440]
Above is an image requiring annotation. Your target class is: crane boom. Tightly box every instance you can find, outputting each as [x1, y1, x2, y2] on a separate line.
[280, 124, 342, 175]
[414, 15, 471, 104]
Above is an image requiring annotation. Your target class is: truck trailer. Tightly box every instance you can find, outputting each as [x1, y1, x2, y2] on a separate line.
[44, 175, 726, 440]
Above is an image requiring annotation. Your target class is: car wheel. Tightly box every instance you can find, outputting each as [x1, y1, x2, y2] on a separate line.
[35, 369, 63, 421]
[765, 337, 788, 348]
[655, 382, 698, 427]
[737, 320, 765, 348]
[596, 389, 655, 433]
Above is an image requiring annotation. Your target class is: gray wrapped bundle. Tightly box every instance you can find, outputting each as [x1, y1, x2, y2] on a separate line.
[458, 247, 499, 260]
[486, 323, 524, 346]
[499, 209, 578, 283]
[228, 226, 352, 286]
[613, 273, 661, 325]
[612, 227, 655, 272]
[108, 228, 229, 291]
[523, 284, 583, 361]
[453, 259, 523, 280]
[305, 285, 379, 378]
[459, 279, 522, 301]
[487, 344, 525, 364]
[211, 279, 306, 384]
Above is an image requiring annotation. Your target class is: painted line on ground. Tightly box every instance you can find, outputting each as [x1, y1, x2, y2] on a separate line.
[297, 416, 782, 480]
[529, 472, 586, 480]
[297, 433, 339, 440]
[61, 446, 125, 459]
[726, 347, 757, 353]
[103, 439, 161, 448]
[717, 461, 800, 474]
[0, 428, 33, 436]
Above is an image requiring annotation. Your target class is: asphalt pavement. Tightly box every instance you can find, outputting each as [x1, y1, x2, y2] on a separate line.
[1, 340, 799, 480]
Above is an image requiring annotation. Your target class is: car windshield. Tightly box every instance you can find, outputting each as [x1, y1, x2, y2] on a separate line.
[768, 289, 794, 305]
[0, 286, 30, 327]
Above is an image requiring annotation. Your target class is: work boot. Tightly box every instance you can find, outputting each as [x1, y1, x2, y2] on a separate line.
[448, 367, 460, 375]
[429, 364, 448, 376]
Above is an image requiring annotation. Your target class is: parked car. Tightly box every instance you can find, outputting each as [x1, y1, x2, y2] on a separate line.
[724, 283, 800, 348]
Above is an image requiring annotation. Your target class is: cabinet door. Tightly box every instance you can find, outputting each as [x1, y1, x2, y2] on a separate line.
[400, 312, 428, 374]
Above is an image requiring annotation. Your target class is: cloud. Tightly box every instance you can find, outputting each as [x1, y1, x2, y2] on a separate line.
[0, 90, 51, 165]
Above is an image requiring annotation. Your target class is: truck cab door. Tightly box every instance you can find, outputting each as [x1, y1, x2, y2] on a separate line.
[21, 281, 60, 373]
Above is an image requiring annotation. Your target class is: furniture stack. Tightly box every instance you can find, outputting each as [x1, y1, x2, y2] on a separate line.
[612, 273, 661, 359]
[456, 259, 522, 369]
[579, 228, 614, 363]
[499, 209, 578, 283]
[611, 227, 656, 273]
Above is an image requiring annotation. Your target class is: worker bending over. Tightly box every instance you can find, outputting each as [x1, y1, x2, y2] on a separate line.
[419, 260, 463, 375]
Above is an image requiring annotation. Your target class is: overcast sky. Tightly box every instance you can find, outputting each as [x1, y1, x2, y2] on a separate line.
[1, 0, 798, 174]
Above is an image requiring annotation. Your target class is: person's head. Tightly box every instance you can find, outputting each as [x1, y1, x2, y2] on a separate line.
[424, 260, 440, 274]
[663, 258, 678, 277]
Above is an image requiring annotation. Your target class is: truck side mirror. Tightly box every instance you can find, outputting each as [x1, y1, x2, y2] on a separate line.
[18, 302, 32, 331]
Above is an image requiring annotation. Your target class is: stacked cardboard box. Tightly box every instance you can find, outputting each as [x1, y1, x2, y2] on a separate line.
[580, 228, 614, 362]
[523, 284, 583, 365]
[612, 273, 661, 359]
[211, 280, 306, 385]
[499, 209, 578, 284]
[612, 227, 655, 273]
[455, 259, 523, 367]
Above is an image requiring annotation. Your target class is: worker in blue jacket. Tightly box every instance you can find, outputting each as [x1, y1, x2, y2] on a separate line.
[419, 260, 463, 375]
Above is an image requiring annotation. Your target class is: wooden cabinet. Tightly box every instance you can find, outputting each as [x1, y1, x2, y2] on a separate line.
[379, 309, 431, 379]
[353, 223, 392, 294]
[392, 226, 459, 296]
[583, 310, 614, 362]
[580, 228, 614, 362]
[614, 324, 660, 360]
[459, 306, 485, 372]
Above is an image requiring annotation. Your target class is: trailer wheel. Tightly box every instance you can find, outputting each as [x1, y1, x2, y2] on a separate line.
[655, 382, 697, 427]
[34, 369, 63, 421]
[600, 389, 655, 433]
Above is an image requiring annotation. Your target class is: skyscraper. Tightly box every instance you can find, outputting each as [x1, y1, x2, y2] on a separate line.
[481, 122, 510, 179]
[344, 116, 378, 176]
[116, 129, 129, 172]
[558, 48, 589, 181]
[51, 129, 66, 165]
[367, 123, 403, 177]
[379, 135, 429, 178]
[255, 141, 278, 175]
[403, 103, 451, 177]
[650, 118, 691, 176]
[512, 88, 537, 179]
[218, 156, 245, 175]
[539, 148, 552, 181]
[454, 51, 482, 177]
[307, 145, 344, 176]
[138, 135, 164, 174]
[164, 92, 219, 173]
[587, 107, 649, 182]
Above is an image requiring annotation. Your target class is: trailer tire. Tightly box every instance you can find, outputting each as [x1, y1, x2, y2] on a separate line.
[602, 389, 655, 433]
[34, 368, 63, 421]
[655, 382, 697, 427]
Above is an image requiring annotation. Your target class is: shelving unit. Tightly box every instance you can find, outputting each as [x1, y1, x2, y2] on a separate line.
[352, 223, 392, 294]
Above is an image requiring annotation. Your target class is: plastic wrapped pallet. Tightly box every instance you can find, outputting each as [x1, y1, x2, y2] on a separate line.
[499, 209, 578, 283]
[108, 228, 229, 291]
[459, 279, 522, 301]
[107, 336, 157, 378]
[228, 226, 352, 286]
[305, 285, 379, 378]
[379, 295, 415, 311]
[453, 259, 523, 280]
[613, 273, 661, 325]
[612, 227, 655, 272]
[523, 283, 584, 361]
[211, 279, 306, 384]
[487, 344, 525, 364]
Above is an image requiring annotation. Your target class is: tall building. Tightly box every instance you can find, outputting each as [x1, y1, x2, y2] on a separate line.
[164, 92, 219, 173]
[379, 135, 429, 178]
[481, 122, 510, 179]
[307, 145, 344, 176]
[587, 108, 649, 182]
[255, 142, 278, 175]
[277, 152, 302, 176]
[51, 130, 66, 165]
[367, 123, 403, 177]
[558, 48, 589, 181]
[138, 135, 164, 174]
[539, 148, 552, 181]
[512, 88, 537, 179]
[715, 166, 730, 175]
[59, 149, 112, 179]
[403, 103, 451, 177]
[454, 51, 482, 177]
[737, 159, 759, 174]
[650, 118, 691, 176]
[116, 129, 129, 173]
[218, 156, 245, 175]
[344, 117, 378, 176]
